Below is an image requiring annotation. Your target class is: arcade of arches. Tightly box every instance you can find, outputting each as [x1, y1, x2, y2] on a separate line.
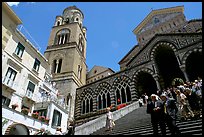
[75, 41, 202, 120]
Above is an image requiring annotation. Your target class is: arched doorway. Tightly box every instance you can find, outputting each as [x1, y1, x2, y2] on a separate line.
[5, 123, 30, 135]
[135, 72, 157, 97]
[154, 45, 185, 88]
[186, 51, 202, 82]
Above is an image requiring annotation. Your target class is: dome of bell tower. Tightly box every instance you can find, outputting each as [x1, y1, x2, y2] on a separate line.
[62, 5, 84, 27]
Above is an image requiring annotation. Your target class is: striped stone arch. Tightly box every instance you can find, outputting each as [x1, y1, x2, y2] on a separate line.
[80, 88, 94, 100]
[132, 67, 155, 82]
[95, 82, 112, 110]
[150, 41, 177, 61]
[181, 47, 202, 65]
[50, 52, 65, 73]
[75, 88, 94, 117]
[112, 75, 137, 103]
[95, 82, 112, 94]
[4, 122, 30, 135]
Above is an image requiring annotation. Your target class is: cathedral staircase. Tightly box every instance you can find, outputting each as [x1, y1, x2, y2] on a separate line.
[91, 106, 202, 135]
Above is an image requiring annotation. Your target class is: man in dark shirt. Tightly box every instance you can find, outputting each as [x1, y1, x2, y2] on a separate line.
[147, 94, 166, 135]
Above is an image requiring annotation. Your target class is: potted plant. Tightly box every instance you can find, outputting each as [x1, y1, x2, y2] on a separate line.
[38, 116, 45, 122]
[21, 108, 29, 115]
[11, 104, 18, 110]
[32, 112, 39, 119]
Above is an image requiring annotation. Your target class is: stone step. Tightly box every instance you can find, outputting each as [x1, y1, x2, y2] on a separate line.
[91, 106, 202, 135]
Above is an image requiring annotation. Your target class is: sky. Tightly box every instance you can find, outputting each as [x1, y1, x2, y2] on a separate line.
[7, 2, 202, 72]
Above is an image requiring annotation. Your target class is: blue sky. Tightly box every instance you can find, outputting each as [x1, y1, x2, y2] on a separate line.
[8, 2, 202, 72]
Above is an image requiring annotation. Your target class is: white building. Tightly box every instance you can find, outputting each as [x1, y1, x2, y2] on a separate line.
[2, 2, 69, 135]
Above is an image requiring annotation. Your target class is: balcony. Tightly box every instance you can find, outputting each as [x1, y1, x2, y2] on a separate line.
[23, 90, 35, 103]
[2, 106, 56, 135]
[2, 77, 17, 93]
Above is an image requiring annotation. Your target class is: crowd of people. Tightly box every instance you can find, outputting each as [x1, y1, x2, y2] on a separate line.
[146, 78, 202, 135]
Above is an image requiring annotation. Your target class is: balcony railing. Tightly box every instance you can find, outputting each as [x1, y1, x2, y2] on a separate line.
[25, 90, 33, 99]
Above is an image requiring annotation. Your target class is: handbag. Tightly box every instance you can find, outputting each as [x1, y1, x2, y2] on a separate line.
[112, 120, 115, 127]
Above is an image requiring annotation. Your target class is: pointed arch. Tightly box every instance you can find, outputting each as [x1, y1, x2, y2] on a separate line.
[95, 82, 112, 110]
[55, 29, 71, 45]
[181, 47, 202, 65]
[150, 41, 177, 61]
[112, 75, 135, 105]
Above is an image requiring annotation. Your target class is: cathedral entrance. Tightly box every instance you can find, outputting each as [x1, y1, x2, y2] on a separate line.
[185, 51, 202, 82]
[154, 44, 185, 88]
[135, 72, 157, 97]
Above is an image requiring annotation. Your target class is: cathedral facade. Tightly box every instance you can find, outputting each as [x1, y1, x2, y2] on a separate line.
[73, 6, 202, 124]
[43, 5, 202, 124]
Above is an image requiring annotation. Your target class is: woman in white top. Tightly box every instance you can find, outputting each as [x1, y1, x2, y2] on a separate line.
[105, 107, 114, 131]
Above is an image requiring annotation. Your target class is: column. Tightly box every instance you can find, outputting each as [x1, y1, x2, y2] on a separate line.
[153, 75, 161, 91]
[180, 65, 189, 82]
[62, 35, 66, 44]
[55, 59, 59, 73]
[58, 36, 62, 45]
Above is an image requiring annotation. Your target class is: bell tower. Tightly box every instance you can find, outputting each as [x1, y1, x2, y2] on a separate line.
[44, 6, 87, 119]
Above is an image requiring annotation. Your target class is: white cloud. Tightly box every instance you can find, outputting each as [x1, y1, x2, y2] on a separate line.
[7, 2, 20, 7]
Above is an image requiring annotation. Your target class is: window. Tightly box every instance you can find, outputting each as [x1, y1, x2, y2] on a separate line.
[66, 18, 69, 23]
[76, 18, 79, 21]
[52, 110, 62, 127]
[53, 59, 62, 73]
[78, 65, 82, 79]
[26, 81, 35, 98]
[2, 96, 11, 107]
[34, 109, 47, 117]
[57, 59, 62, 73]
[3, 67, 17, 87]
[57, 21, 60, 26]
[97, 92, 111, 110]
[14, 42, 25, 58]
[55, 29, 70, 45]
[154, 18, 159, 24]
[78, 34, 83, 53]
[33, 58, 40, 72]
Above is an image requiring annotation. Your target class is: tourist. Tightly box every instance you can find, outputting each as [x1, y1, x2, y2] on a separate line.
[66, 120, 75, 135]
[146, 94, 165, 135]
[55, 126, 63, 135]
[34, 127, 46, 135]
[175, 89, 194, 120]
[144, 93, 148, 105]
[139, 97, 143, 107]
[160, 93, 180, 135]
[105, 107, 114, 131]
[185, 88, 200, 118]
